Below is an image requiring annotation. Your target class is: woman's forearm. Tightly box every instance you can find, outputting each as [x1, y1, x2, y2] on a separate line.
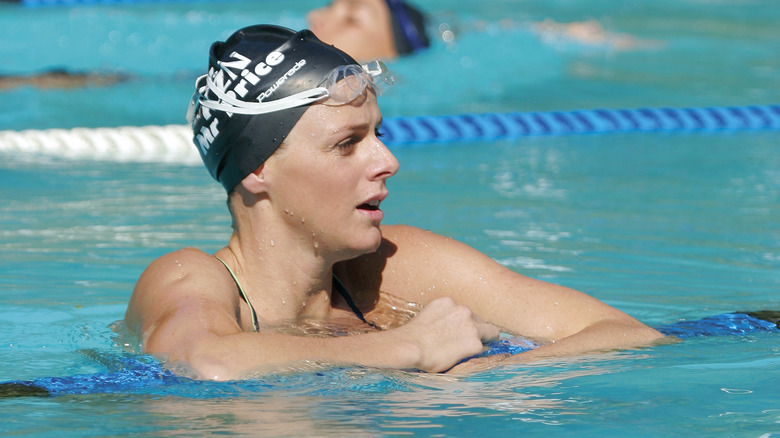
[506, 318, 666, 363]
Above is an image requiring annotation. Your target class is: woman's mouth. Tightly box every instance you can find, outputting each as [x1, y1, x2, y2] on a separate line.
[357, 199, 380, 211]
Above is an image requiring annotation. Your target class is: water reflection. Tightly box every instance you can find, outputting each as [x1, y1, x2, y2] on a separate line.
[139, 352, 638, 435]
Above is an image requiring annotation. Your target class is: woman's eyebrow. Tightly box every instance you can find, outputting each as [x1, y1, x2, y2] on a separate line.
[335, 120, 373, 134]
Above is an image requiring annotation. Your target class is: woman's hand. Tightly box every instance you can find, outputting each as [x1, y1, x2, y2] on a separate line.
[389, 297, 499, 373]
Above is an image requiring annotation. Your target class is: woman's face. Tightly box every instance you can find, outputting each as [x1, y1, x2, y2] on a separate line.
[262, 89, 399, 260]
[307, 0, 397, 62]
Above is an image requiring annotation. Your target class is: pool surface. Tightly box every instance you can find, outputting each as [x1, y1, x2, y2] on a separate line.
[1, 0, 779, 436]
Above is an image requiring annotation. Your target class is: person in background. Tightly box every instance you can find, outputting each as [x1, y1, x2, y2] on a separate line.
[530, 18, 662, 52]
[0, 0, 429, 91]
[0, 69, 129, 90]
[307, 0, 430, 62]
[2, 1, 653, 91]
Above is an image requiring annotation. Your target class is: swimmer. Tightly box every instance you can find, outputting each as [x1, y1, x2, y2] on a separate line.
[1, 1, 426, 92]
[124, 24, 664, 380]
[530, 18, 663, 52]
[0, 69, 129, 90]
[307, 0, 429, 62]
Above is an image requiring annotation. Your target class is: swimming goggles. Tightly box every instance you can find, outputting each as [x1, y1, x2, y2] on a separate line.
[187, 60, 393, 121]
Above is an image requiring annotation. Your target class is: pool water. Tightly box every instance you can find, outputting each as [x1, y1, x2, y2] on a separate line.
[1, 0, 779, 436]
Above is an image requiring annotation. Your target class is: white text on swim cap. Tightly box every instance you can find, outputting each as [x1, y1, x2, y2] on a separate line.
[195, 117, 219, 156]
[217, 50, 286, 99]
[194, 50, 287, 155]
[257, 59, 306, 102]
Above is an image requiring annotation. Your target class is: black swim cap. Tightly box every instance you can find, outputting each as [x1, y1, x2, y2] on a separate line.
[386, 0, 429, 55]
[189, 25, 358, 192]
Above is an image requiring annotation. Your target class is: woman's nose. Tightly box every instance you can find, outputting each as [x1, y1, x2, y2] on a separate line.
[371, 136, 399, 181]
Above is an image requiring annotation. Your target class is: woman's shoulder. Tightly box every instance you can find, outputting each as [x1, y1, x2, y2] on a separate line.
[130, 248, 235, 310]
[378, 225, 482, 257]
[379, 224, 447, 245]
[342, 226, 495, 298]
[140, 247, 220, 280]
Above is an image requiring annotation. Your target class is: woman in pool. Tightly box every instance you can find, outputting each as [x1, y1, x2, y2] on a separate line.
[124, 24, 664, 380]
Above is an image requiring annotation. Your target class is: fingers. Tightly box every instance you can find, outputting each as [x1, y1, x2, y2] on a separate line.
[435, 297, 500, 343]
[398, 296, 502, 372]
[477, 320, 500, 343]
[422, 297, 500, 357]
[471, 311, 500, 343]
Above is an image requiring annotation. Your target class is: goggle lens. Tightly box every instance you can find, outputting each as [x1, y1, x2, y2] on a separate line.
[319, 61, 393, 106]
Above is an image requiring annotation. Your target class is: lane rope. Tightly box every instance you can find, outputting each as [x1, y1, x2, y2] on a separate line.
[1, 104, 778, 163]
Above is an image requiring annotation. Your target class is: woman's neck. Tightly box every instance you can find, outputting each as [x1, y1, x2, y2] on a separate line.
[220, 225, 339, 323]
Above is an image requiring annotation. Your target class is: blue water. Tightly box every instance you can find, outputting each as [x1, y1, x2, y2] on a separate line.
[1, 0, 780, 436]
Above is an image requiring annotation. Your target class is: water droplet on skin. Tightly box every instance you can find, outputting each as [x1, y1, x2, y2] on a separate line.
[270, 240, 275, 247]
[313, 241, 319, 249]
[301, 218, 305, 224]
[281, 298, 286, 305]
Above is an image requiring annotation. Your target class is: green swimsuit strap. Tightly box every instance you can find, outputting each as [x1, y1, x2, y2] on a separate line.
[215, 256, 376, 332]
[215, 256, 259, 332]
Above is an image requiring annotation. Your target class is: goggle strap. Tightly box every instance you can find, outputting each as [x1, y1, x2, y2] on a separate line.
[196, 72, 327, 115]
[198, 88, 329, 115]
[188, 61, 392, 119]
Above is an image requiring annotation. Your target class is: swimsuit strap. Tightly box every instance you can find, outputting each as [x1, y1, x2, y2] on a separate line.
[215, 256, 259, 332]
[332, 274, 381, 330]
[215, 256, 378, 331]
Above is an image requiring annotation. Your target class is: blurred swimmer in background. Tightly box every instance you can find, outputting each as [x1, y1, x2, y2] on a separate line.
[0, 0, 430, 91]
[307, 0, 430, 62]
[0, 0, 654, 91]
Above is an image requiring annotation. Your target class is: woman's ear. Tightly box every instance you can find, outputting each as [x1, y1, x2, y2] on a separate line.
[239, 164, 267, 194]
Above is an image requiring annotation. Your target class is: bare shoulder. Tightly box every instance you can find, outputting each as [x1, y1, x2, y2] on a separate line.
[374, 225, 652, 342]
[342, 225, 511, 303]
[379, 224, 504, 273]
[125, 247, 237, 336]
[374, 224, 476, 255]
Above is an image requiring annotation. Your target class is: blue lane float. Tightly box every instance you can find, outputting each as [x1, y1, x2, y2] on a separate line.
[379, 104, 780, 145]
[2, 104, 778, 163]
[1, 311, 777, 398]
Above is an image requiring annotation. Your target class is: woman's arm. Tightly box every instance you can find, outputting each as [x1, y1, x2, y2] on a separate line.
[361, 225, 664, 355]
[125, 248, 498, 380]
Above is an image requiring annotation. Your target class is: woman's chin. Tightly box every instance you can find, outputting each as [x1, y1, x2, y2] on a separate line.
[351, 228, 384, 256]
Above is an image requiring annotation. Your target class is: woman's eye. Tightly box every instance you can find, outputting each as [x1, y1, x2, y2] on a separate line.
[334, 138, 358, 150]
